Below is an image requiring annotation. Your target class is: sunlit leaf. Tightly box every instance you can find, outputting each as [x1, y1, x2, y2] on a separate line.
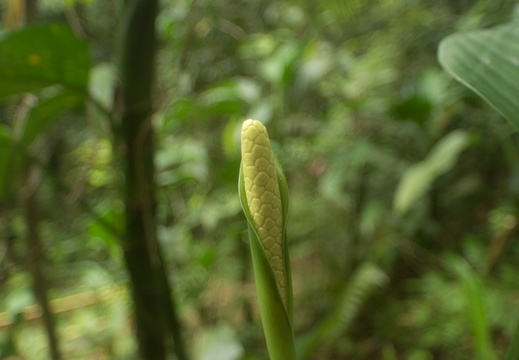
[89, 63, 116, 110]
[394, 130, 470, 214]
[259, 43, 299, 85]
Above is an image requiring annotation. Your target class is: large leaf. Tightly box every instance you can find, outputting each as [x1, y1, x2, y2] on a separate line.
[0, 23, 90, 98]
[438, 22, 519, 127]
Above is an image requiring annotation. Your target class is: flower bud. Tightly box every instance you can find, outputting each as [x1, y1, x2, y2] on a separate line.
[241, 119, 286, 303]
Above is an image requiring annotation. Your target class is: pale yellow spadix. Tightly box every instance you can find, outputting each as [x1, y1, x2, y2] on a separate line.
[238, 119, 295, 360]
[241, 119, 286, 303]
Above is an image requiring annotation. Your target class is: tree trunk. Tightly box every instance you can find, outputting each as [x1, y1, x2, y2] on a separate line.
[118, 0, 187, 359]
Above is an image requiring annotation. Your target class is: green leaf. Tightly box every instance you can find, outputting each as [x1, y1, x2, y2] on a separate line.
[87, 202, 124, 260]
[454, 259, 496, 360]
[259, 43, 300, 85]
[394, 130, 470, 214]
[438, 22, 519, 128]
[0, 23, 90, 98]
[390, 96, 432, 124]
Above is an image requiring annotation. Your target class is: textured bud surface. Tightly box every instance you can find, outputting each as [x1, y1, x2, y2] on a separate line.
[241, 119, 286, 303]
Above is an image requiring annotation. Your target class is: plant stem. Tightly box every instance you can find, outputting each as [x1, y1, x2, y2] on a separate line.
[23, 165, 62, 360]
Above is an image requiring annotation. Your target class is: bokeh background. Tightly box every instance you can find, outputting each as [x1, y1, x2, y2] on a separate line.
[1, 0, 519, 359]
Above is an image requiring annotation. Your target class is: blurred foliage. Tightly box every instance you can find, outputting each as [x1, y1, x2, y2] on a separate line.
[1, 0, 519, 359]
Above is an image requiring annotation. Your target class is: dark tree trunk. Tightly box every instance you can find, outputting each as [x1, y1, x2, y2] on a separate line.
[118, 0, 187, 359]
